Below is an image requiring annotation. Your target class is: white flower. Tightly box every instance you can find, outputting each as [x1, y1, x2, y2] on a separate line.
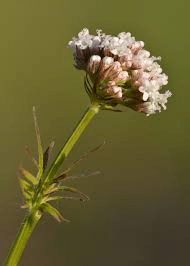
[68, 28, 172, 115]
[102, 56, 114, 65]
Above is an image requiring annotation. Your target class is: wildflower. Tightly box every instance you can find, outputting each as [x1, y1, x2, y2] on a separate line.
[6, 28, 172, 266]
[68, 28, 172, 115]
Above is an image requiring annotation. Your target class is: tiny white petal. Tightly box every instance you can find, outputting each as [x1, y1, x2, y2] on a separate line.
[102, 57, 114, 65]
[143, 92, 149, 101]
[90, 55, 101, 62]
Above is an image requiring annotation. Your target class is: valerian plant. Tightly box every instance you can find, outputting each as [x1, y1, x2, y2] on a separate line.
[5, 28, 172, 265]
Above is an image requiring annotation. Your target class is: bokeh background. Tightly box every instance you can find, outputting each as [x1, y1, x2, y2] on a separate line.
[0, 0, 190, 265]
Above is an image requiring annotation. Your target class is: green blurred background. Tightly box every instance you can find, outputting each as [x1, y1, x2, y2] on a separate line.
[0, 0, 190, 265]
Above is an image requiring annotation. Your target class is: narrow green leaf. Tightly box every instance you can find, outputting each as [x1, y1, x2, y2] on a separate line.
[41, 203, 70, 222]
[53, 171, 68, 182]
[19, 166, 38, 186]
[58, 196, 86, 201]
[53, 143, 104, 183]
[19, 178, 34, 199]
[59, 186, 89, 201]
[21, 190, 32, 200]
[21, 200, 32, 209]
[43, 183, 58, 195]
[65, 141, 106, 173]
[43, 141, 55, 171]
[19, 178, 32, 192]
[63, 171, 101, 180]
[43, 185, 65, 196]
[33, 106, 43, 180]
[44, 195, 85, 202]
[42, 195, 64, 203]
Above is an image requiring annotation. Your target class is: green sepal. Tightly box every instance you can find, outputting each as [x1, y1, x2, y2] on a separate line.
[41, 202, 70, 222]
[101, 104, 122, 112]
[19, 166, 38, 186]
[116, 80, 127, 86]
[99, 78, 109, 87]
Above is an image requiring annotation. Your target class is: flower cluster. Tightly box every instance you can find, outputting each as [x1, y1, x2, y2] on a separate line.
[68, 28, 172, 115]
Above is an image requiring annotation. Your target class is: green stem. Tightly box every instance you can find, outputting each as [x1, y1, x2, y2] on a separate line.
[5, 103, 100, 265]
[5, 211, 41, 266]
[46, 103, 100, 182]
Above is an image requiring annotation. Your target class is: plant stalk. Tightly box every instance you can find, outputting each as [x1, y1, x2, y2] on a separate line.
[5, 103, 100, 265]
[46, 103, 100, 182]
[5, 211, 41, 266]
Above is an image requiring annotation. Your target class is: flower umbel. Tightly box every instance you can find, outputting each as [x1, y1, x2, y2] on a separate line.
[68, 28, 172, 115]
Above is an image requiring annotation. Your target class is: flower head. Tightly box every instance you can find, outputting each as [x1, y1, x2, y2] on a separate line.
[68, 28, 172, 115]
